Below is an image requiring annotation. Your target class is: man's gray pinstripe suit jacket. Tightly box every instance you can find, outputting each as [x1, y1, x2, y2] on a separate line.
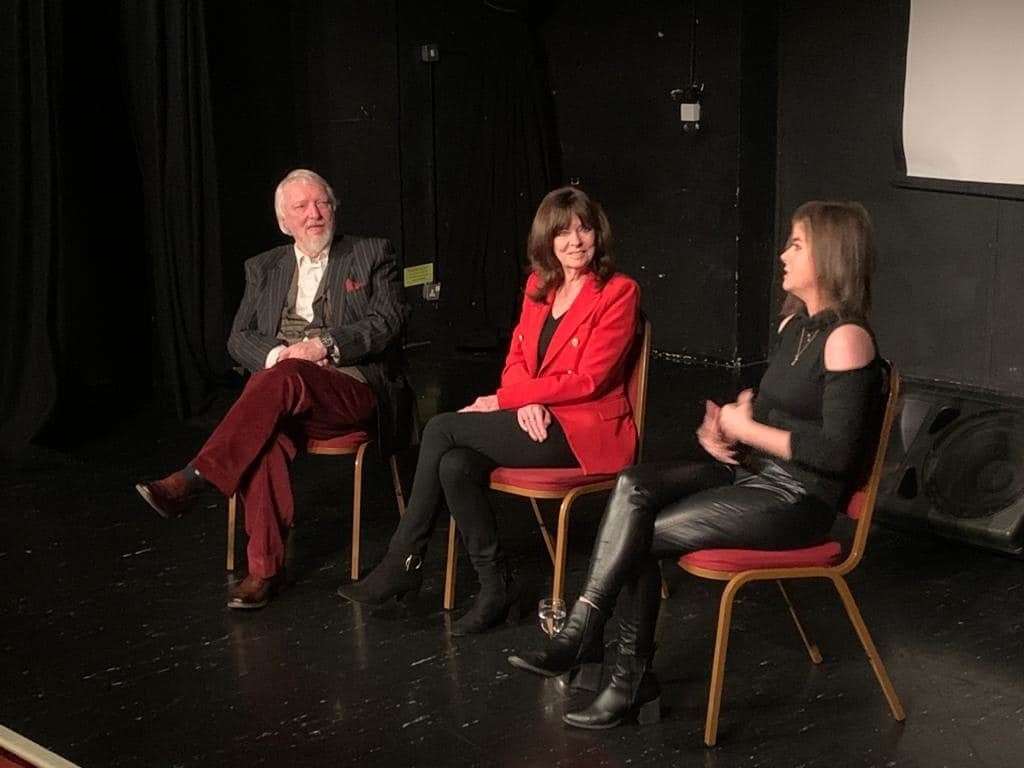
[227, 234, 416, 455]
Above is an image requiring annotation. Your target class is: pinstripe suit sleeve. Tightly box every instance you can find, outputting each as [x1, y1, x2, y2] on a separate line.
[227, 256, 281, 373]
[330, 239, 409, 364]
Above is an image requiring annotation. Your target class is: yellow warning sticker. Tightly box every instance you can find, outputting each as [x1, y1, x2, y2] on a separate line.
[403, 263, 435, 287]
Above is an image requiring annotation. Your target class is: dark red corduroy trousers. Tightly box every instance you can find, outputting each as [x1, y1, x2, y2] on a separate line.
[192, 358, 376, 578]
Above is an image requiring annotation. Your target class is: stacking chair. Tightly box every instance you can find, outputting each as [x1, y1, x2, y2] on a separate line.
[226, 431, 406, 580]
[677, 363, 905, 746]
[443, 315, 653, 610]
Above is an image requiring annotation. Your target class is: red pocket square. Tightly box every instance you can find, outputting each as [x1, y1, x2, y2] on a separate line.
[344, 277, 365, 293]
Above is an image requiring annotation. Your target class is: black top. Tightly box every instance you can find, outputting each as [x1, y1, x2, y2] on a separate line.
[751, 309, 884, 507]
[536, 311, 564, 368]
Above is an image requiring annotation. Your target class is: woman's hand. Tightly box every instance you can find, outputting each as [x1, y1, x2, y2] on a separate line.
[718, 389, 755, 444]
[516, 404, 551, 442]
[459, 394, 500, 413]
[696, 400, 739, 464]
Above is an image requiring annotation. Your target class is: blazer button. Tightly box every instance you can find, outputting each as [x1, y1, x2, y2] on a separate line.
[518, 334, 524, 341]
[567, 369, 574, 374]
[570, 337, 579, 347]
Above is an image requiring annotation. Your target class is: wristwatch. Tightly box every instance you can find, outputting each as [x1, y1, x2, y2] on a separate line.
[318, 330, 341, 366]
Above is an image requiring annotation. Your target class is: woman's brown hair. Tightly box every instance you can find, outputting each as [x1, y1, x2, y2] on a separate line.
[526, 187, 615, 301]
[781, 200, 875, 320]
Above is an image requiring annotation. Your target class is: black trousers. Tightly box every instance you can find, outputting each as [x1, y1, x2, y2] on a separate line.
[388, 410, 577, 568]
[580, 459, 836, 632]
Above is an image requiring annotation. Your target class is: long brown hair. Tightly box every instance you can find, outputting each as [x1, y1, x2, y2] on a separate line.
[781, 200, 874, 320]
[526, 187, 615, 301]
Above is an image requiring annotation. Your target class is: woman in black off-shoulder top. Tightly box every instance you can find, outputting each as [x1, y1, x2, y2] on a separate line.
[508, 201, 884, 730]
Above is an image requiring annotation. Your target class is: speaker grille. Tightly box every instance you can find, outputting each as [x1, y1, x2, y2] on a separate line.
[922, 409, 1024, 519]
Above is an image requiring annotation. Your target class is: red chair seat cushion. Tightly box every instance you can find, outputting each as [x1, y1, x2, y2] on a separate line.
[489, 466, 617, 493]
[679, 541, 843, 572]
[307, 430, 370, 453]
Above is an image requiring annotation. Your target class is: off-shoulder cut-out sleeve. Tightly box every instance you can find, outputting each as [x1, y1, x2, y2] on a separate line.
[769, 363, 881, 476]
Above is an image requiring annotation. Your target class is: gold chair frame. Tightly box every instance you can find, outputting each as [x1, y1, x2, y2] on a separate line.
[443, 316, 652, 610]
[678, 364, 905, 746]
[227, 439, 406, 580]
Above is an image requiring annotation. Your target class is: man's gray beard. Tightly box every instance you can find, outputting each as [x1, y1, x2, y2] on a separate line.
[297, 226, 335, 255]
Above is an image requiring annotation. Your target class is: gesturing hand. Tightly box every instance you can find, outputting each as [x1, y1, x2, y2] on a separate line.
[459, 394, 500, 413]
[696, 400, 739, 465]
[718, 389, 755, 444]
[516, 404, 551, 442]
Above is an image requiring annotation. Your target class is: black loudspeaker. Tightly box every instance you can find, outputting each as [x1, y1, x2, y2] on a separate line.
[876, 380, 1024, 556]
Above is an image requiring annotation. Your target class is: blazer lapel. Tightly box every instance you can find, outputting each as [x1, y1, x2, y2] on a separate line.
[538, 275, 601, 373]
[264, 247, 294, 333]
[520, 294, 550, 377]
[320, 236, 353, 324]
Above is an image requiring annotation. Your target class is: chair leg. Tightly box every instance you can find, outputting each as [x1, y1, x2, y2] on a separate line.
[530, 498, 557, 565]
[389, 455, 406, 517]
[777, 580, 822, 664]
[550, 493, 577, 605]
[704, 578, 742, 747]
[443, 516, 458, 611]
[226, 494, 237, 572]
[350, 443, 368, 581]
[830, 575, 906, 721]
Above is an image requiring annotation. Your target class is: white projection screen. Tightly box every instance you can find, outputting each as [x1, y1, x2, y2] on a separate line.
[902, 0, 1024, 190]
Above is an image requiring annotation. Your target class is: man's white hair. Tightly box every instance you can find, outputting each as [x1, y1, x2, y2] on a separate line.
[274, 169, 338, 235]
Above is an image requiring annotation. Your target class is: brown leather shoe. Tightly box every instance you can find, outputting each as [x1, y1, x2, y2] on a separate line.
[135, 466, 211, 519]
[227, 572, 284, 610]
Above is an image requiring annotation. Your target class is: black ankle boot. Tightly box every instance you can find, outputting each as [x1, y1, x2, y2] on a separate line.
[562, 652, 661, 729]
[507, 599, 606, 682]
[563, 558, 663, 729]
[450, 561, 521, 636]
[337, 552, 423, 606]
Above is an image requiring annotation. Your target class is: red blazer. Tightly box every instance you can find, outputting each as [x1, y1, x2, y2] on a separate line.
[496, 272, 640, 474]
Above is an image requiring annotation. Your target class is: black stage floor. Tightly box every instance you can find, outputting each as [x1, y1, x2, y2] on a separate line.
[2, 348, 1023, 767]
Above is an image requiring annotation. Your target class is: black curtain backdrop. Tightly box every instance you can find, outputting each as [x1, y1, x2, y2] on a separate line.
[119, 0, 225, 418]
[2, 1, 225, 453]
[0, 1, 64, 453]
[1, 0, 558, 453]
[434, 4, 560, 344]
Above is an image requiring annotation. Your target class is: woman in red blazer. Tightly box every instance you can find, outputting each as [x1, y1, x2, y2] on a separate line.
[339, 187, 640, 635]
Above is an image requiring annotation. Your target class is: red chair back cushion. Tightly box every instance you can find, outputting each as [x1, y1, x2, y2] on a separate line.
[845, 489, 868, 520]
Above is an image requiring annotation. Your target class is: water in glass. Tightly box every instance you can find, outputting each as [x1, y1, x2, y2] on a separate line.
[538, 597, 566, 637]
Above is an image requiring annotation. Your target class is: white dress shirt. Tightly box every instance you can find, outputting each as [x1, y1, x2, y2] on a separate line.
[264, 244, 330, 368]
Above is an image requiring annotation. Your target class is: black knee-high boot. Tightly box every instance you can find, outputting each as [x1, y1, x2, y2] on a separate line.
[507, 598, 606, 689]
[563, 558, 663, 729]
[580, 462, 730, 610]
[507, 469, 656, 684]
[508, 463, 726, 686]
[508, 467, 669, 683]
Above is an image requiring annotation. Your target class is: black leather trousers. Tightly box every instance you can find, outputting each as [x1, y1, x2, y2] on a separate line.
[580, 459, 836, 626]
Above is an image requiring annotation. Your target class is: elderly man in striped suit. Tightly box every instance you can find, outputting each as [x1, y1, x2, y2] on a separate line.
[136, 169, 412, 609]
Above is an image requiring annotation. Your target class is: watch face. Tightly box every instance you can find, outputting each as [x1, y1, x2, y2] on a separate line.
[319, 332, 339, 364]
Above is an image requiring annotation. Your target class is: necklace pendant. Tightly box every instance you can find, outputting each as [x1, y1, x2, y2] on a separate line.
[790, 327, 820, 366]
